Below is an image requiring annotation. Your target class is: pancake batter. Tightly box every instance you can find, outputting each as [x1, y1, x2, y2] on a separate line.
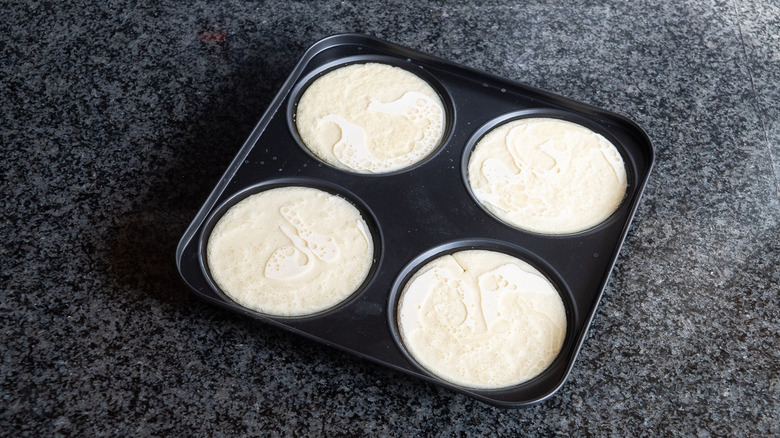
[468, 117, 627, 234]
[397, 250, 567, 389]
[207, 186, 374, 316]
[295, 62, 446, 173]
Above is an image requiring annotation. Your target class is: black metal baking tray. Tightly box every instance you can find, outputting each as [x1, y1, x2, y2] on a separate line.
[175, 33, 654, 408]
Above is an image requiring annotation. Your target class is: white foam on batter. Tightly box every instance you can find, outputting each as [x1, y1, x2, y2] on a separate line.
[207, 186, 373, 316]
[468, 118, 628, 234]
[397, 250, 567, 389]
[296, 63, 445, 173]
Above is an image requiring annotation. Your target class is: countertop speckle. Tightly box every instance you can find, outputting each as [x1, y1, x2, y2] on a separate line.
[2, 0, 778, 436]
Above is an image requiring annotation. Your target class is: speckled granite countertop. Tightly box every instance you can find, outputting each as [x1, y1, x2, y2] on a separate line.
[2, 0, 778, 436]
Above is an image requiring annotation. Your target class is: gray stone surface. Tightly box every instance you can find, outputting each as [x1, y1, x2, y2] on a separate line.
[1, 0, 778, 436]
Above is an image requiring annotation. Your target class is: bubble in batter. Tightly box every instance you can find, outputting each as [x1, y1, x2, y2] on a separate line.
[468, 117, 627, 234]
[397, 250, 567, 389]
[295, 63, 446, 173]
[207, 186, 374, 316]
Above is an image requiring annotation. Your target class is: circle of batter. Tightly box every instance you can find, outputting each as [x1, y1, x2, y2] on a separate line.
[207, 186, 374, 316]
[397, 250, 567, 389]
[295, 62, 446, 173]
[468, 117, 627, 234]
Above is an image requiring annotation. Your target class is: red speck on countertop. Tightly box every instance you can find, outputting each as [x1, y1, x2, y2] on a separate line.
[200, 29, 226, 43]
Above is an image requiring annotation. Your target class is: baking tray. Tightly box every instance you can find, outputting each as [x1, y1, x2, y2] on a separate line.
[175, 33, 654, 408]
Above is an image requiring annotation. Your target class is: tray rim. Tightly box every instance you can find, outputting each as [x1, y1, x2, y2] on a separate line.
[175, 32, 656, 408]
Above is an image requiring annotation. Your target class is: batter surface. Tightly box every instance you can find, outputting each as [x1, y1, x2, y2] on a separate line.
[295, 62, 445, 173]
[468, 118, 627, 234]
[207, 186, 374, 316]
[397, 250, 567, 389]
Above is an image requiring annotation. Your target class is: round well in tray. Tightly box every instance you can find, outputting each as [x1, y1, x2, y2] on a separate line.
[203, 183, 377, 317]
[291, 60, 450, 174]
